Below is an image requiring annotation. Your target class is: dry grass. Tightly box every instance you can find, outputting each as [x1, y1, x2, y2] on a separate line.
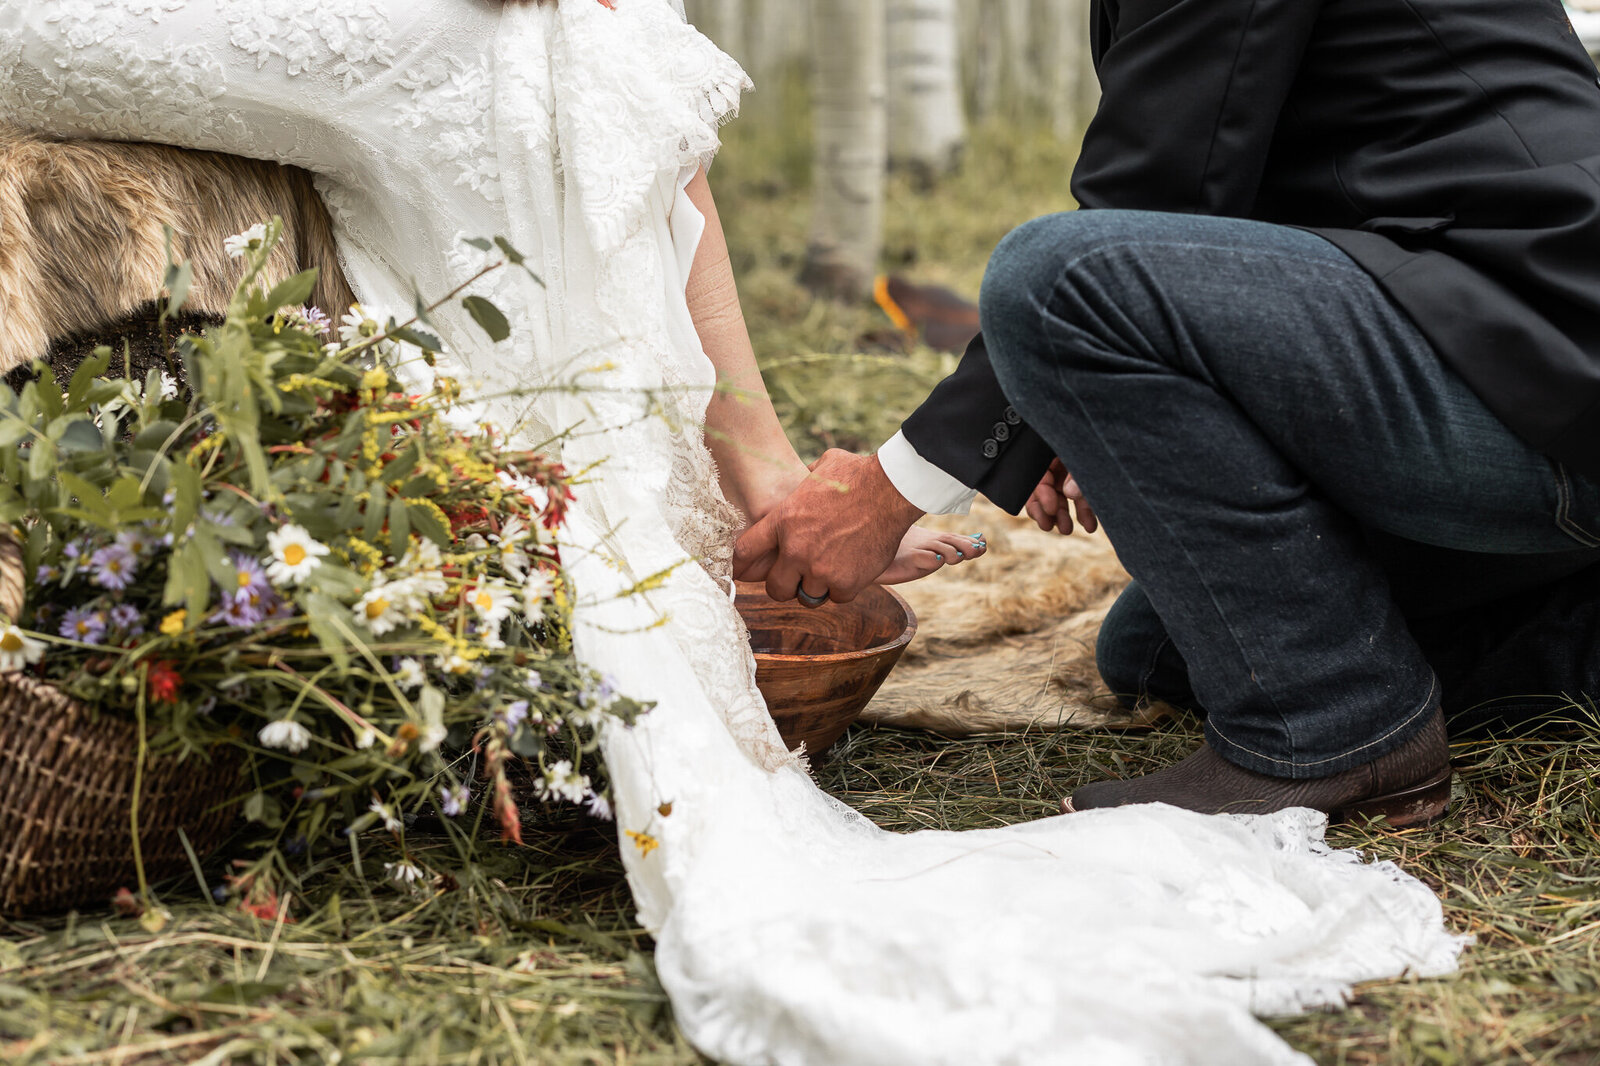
[4, 89, 1599, 1066]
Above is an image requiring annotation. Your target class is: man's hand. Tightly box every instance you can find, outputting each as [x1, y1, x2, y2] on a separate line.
[1025, 458, 1098, 535]
[733, 449, 925, 605]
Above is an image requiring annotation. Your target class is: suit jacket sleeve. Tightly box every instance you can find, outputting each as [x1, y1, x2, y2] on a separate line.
[900, 332, 1057, 514]
[900, 0, 1322, 513]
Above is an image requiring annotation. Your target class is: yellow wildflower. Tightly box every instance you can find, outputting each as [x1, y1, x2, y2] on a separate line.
[159, 609, 187, 635]
[625, 830, 659, 857]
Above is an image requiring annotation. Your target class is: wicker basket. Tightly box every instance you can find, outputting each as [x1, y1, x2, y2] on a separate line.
[0, 536, 239, 916]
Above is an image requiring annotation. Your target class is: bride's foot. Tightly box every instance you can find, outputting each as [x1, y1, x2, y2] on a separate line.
[876, 528, 987, 585]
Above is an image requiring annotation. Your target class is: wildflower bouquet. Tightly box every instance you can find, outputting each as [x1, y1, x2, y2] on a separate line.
[0, 221, 646, 906]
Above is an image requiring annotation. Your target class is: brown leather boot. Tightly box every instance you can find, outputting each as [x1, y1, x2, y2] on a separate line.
[1065, 706, 1452, 827]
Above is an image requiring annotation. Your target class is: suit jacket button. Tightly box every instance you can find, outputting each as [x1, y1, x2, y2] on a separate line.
[993, 422, 1011, 441]
[1003, 406, 1022, 425]
[982, 439, 1000, 459]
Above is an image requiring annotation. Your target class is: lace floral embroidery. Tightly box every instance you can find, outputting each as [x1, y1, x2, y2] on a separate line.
[218, 0, 395, 87]
[395, 55, 502, 202]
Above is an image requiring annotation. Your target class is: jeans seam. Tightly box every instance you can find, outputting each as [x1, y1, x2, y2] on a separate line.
[1554, 462, 1600, 547]
[1207, 675, 1437, 769]
[1136, 635, 1173, 704]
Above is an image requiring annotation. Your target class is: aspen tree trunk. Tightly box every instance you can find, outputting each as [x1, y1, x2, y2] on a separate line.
[964, 0, 1004, 120]
[746, 0, 811, 95]
[887, 0, 967, 177]
[801, 0, 888, 300]
[683, 0, 747, 68]
[1037, 0, 1093, 140]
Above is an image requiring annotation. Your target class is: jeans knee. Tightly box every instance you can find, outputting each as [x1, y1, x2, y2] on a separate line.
[980, 210, 1165, 385]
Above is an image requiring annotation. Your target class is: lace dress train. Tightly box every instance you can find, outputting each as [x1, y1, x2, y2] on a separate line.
[0, 2, 1469, 1063]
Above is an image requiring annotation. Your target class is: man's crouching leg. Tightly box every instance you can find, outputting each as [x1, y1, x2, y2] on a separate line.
[980, 209, 1454, 825]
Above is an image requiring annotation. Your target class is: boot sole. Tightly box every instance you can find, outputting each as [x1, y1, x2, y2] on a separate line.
[1331, 766, 1453, 829]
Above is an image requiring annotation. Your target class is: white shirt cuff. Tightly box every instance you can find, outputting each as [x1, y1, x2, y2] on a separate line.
[878, 431, 978, 515]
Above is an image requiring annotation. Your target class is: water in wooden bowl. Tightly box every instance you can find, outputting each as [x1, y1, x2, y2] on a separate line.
[734, 581, 917, 755]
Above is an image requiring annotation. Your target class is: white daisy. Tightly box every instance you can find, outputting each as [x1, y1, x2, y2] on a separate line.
[258, 718, 312, 754]
[418, 723, 448, 754]
[384, 860, 425, 885]
[0, 625, 46, 672]
[264, 524, 329, 586]
[521, 569, 554, 624]
[223, 223, 268, 259]
[354, 582, 404, 636]
[493, 517, 532, 579]
[466, 580, 516, 628]
[339, 304, 374, 345]
[538, 759, 590, 805]
[393, 657, 426, 691]
[585, 791, 613, 821]
[368, 800, 403, 833]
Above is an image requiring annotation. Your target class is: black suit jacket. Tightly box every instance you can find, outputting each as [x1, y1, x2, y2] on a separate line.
[903, 0, 1600, 513]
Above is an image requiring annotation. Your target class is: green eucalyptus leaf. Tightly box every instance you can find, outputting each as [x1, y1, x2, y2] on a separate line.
[56, 419, 105, 454]
[65, 347, 111, 411]
[462, 296, 511, 343]
[407, 500, 451, 547]
[25, 441, 56, 483]
[303, 591, 353, 671]
[384, 321, 443, 353]
[386, 495, 411, 558]
[162, 260, 194, 323]
[171, 461, 202, 534]
[492, 236, 526, 266]
[462, 237, 494, 253]
[56, 471, 110, 522]
[132, 421, 184, 453]
[263, 269, 319, 316]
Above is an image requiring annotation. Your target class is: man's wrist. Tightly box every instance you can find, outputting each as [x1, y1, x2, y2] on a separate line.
[867, 454, 926, 529]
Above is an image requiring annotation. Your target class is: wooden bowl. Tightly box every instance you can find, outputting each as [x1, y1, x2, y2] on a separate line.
[735, 581, 917, 755]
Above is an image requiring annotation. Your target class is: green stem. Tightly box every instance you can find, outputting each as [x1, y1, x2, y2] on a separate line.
[132, 662, 151, 908]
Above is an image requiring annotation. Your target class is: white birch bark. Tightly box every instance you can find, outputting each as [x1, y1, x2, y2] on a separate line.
[683, 0, 747, 68]
[801, 0, 888, 300]
[745, 0, 811, 95]
[1036, 0, 1093, 139]
[887, 0, 967, 176]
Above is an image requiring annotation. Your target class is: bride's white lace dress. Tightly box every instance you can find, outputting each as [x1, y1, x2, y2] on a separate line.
[0, 2, 1468, 1061]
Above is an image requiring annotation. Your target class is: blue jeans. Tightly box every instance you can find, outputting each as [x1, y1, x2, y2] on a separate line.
[980, 210, 1600, 778]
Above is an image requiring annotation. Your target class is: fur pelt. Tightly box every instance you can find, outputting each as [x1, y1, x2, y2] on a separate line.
[0, 124, 354, 373]
[863, 500, 1171, 735]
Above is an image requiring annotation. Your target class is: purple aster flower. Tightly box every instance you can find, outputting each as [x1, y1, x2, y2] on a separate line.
[298, 305, 333, 335]
[212, 590, 266, 629]
[35, 564, 60, 586]
[109, 604, 144, 637]
[60, 606, 107, 644]
[439, 783, 471, 818]
[115, 529, 158, 558]
[503, 700, 530, 732]
[88, 544, 139, 591]
[225, 551, 272, 603]
[62, 540, 84, 561]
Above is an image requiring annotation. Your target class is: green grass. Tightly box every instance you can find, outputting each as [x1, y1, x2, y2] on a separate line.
[6, 98, 1600, 1066]
[6, 712, 1599, 1064]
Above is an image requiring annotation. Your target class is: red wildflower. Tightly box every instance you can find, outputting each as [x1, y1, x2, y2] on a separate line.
[239, 890, 294, 923]
[111, 887, 142, 916]
[146, 661, 182, 704]
[447, 504, 489, 533]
